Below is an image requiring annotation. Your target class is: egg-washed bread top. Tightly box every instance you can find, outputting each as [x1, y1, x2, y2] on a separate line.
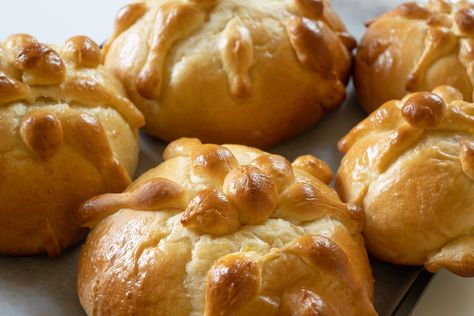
[0, 34, 144, 256]
[103, 0, 355, 148]
[337, 85, 474, 277]
[355, 0, 474, 112]
[77, 138, 376, 316]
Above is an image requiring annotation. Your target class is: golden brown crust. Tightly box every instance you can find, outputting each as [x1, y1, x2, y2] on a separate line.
[61, 77, 143, 128]
[428, 0, 453, 14]
[77, 138, 376, 315]
[0, 34, 145, 128]
[12, 36, 66, 86]
[400, 92, 447, 129]
[250, 154, 295, 193]
[102, 2, 149, 57]
[355, 0, 474, 112]
[60, 111, 131, 192]
[5, 33, 36, 50]
[78, 177, 188, 228]
[455, 7, 474, 36]
[0, 73, 31, 103]
[426, 235, 474, 277]
[285, 235, 356, 291]
[192, 144, 239, 185]
[0, 34, 142, 255]
[223, 165, 279, 225]
[20, 110, 64, 161]
[292, 155, 333, 184]
[279, 287, 336, 316]
[181, 188, 240, 235]
[337, 86, 474, 276]
[136, 2, 205, 100]
[163, 137, 202, 160]
[396, 2, 432, 20]
[432, 84, 464, 103]
[291, 0, 324, 19]
[460, 139, 474, 180]
[220, 17, 254, 99]
[286, 17, 334, 79]
[205, 253, 260, 316]
[0, 155, 4, 179]
[104, 0, 353, 147]
[405, 27, 457, 92]
[62, 36, 101, 68]
[274, 181, 364, 233]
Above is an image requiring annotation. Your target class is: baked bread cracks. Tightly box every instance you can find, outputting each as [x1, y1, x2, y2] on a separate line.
[103, 0, 355, 147]
[0, 34, 144, 256]
[337, 86, 474, 277]
[77, 138, 376, 315]
[355, 0, 474, 112]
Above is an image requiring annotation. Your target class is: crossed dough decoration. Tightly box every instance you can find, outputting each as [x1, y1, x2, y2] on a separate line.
[337, 85, 474, 277]
[76, 138, 376, 315]
[100, 0, 356, 147]
[102, 0, 355, 102]
[0, 34, 144, 200]
[356, 0, 474, 112]
[0, 34, 143, 184]
[0, 34, 143, 255]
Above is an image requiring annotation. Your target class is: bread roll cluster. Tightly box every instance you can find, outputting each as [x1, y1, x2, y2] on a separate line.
[4, 0, 474, 315]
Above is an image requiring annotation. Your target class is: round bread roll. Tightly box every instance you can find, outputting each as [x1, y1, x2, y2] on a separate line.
[102, 0, 355, 147]
[77, 138, 376, 315]
[355, 0, 474, 112]
[0, 34, 144, 256]
[337, 86, 474, 277]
